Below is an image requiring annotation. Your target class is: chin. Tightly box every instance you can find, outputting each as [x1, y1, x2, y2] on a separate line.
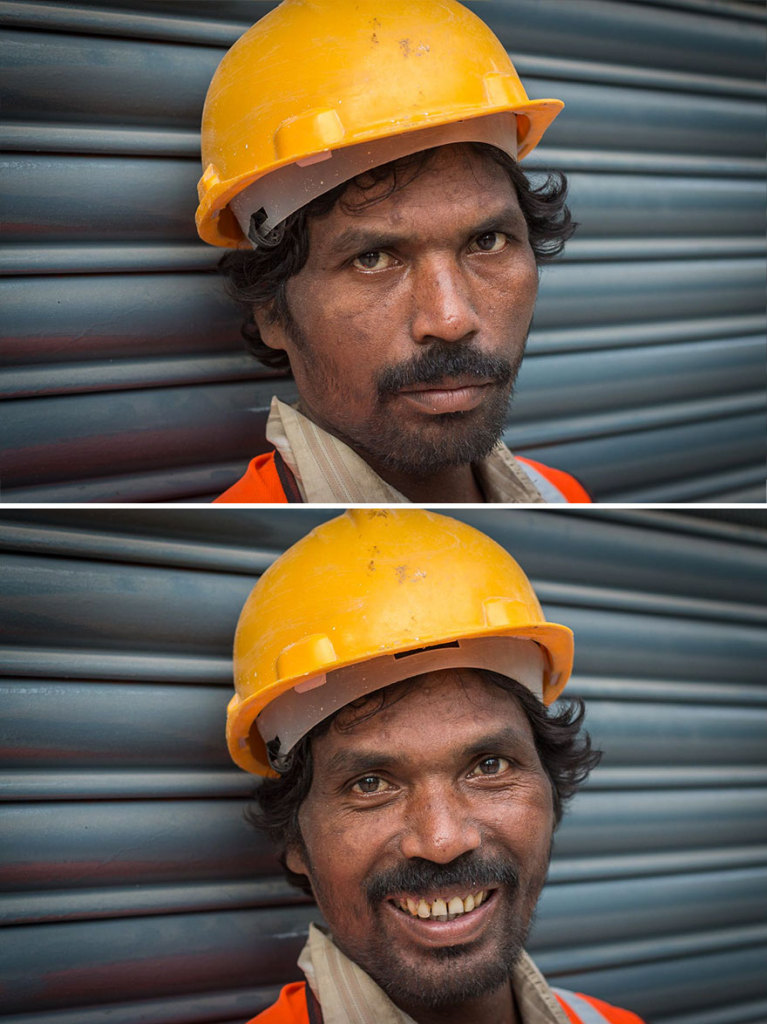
[375, 414, 506, 476]
[365, 930, 525, 1012]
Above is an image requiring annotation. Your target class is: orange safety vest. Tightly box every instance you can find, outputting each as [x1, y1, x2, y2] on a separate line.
[214, 452, 591, 503]
[245, 980, 646, 1023]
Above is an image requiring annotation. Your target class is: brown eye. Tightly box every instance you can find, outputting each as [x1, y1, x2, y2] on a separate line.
[470, 231, 507, 254]
[352, 251, 393, 271]
[352, 775, 386, 794]
[469, 756, 510, 777]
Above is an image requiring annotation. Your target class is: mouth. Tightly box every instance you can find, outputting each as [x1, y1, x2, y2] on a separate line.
[394, 378, 495, 415]
[391, 888, 490, 922]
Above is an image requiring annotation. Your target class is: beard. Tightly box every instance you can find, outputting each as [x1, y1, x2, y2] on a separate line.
[361, 342, 523, 477]
[284, 310, 527, 478]
[363, 852, 530, 1009]
[312, 849, 548, 1013]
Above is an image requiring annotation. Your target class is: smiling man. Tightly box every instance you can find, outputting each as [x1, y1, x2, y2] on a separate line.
[226, 509, 646, 1023]
[197, 0, 591, 503]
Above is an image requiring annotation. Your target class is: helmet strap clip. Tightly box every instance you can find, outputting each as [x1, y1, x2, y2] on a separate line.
[266, 736, 293, 774]
[248, 207, 285, 249]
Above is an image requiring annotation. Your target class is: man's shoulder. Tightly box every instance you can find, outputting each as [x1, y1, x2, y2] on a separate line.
[514, 456, 592, 503]
[214, 452, 293, 503]
[554, 986, 647, 1024]
[245, 981, 309, 1023]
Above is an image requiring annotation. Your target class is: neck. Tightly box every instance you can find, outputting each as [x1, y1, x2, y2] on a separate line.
[368, 459, 486, 503]
[396, 979, 518, 1024]
[292, 402, 487, 502]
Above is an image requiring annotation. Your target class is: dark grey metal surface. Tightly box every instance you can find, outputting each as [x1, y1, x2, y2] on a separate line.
[1, 508, 766, 1023]
[1, 0, 765, 501]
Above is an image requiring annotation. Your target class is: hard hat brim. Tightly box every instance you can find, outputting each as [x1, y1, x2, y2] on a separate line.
[196, 100, 564, 248]
[228, 620, 573, 776]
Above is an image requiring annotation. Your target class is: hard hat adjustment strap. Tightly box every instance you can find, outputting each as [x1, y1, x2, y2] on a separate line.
[248, 207, 285, 249]
[266, 736, 293, 774]
[230, 113, 520, 249]
[257, 637, 546, 763]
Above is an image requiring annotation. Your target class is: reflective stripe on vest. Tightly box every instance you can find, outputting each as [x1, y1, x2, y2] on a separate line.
[551, 987, 611, 1024]
[516, 460, 570, 503]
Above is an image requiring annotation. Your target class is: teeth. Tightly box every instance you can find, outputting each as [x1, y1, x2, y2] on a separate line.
[398, 890, 487, 920]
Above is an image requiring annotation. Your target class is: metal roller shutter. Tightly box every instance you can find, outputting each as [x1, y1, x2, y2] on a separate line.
[1, 0, 765, 502]
[1, 507, 766, 1023]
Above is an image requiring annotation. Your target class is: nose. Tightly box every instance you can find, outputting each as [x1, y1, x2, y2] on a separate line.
[399, 781, 482, 863]
[410, 257, 479, 345]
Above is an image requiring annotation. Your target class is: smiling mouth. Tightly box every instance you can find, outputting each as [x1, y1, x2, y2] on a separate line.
[393, 888, 489, 922]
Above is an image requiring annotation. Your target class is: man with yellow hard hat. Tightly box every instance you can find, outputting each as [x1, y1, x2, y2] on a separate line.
[197, 1, 591, 505]
[228, 509, 645, 1023]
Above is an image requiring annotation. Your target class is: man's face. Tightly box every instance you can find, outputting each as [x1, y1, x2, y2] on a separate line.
[257, 145, 538, 478]
[286, 669, 554, 1012]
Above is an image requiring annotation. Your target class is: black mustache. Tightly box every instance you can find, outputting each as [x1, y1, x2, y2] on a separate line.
[365, 853, 519, 905]
[377, 344, 513, 397]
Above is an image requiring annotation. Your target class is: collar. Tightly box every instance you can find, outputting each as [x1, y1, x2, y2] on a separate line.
[297, 924, 573, 1024]
[265, 397, 545, 503]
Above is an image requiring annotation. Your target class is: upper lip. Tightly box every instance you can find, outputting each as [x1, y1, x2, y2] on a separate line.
[396, 376, 494, 393]
[388, 885, 494, 902]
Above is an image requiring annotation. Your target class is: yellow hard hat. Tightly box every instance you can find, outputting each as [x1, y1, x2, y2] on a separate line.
[229, 509, 573, 775]
[197, 0, 564, 248]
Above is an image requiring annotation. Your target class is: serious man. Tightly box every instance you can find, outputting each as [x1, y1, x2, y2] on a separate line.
[227, 509, 645, 1023]
[196, 1, 590, 504]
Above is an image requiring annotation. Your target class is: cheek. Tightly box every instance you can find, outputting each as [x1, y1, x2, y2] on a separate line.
[473, 260, 537, 334]
[497, 782, 554, 854]
[506, 257, 538, 313]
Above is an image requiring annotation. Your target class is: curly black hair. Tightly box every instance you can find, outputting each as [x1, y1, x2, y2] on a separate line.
[219, 143, 576, 373]
[248, 670, 600, 897]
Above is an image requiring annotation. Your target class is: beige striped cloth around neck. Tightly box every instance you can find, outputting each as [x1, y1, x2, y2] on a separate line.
[297, 922, 574, 1024]
[265, 396, 546, 504]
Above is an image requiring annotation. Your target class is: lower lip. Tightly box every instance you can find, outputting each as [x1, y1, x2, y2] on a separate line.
[382, 890, 497, 948]
[396, 384, 492, 415]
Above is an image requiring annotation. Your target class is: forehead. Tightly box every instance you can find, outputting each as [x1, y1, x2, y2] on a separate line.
[308, 144, 522, 244]
[313, 669, 535, 768]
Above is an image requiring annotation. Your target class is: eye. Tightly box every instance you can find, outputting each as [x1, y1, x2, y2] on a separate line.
[469, 231, 508, 254]
[352, 250, 395, 271]
[468, 756, 511, 778]
[351, 774, 388, 795]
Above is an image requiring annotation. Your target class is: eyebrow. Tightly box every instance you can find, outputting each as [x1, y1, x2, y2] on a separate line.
[322, 724, 533, 782]
[323, 204, 528, 259]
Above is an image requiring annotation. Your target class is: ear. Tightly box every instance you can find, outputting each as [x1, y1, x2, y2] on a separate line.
[285, 842, 309, 877]
[254, 302, 288, 351]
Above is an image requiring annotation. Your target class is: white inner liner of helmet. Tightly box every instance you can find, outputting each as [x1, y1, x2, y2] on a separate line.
[256, 636, 545, 758]
[230, 111, 519, 243]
